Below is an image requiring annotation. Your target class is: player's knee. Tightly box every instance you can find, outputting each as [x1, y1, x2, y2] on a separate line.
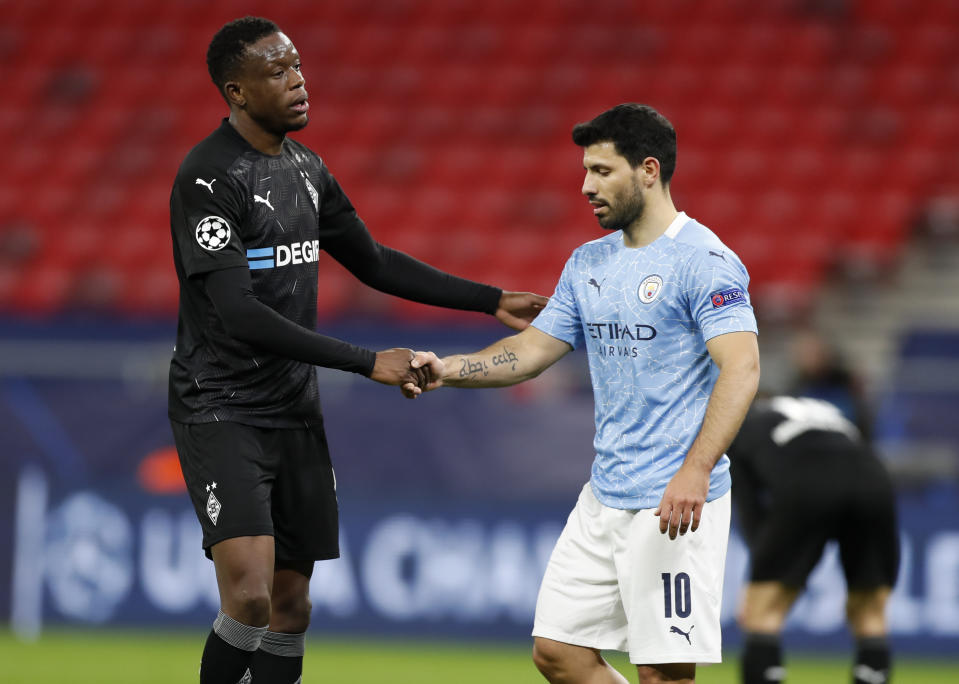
[737, 600, 784, 633]
[220, 573, 272, 626]
[737, 582, 795, 634]
[846, 589, 890, 637]
[271, 592, 312, 632]
[738, 611, 785, 634]
[224, 590, 271, 627]
[532, 638, 565, 677]
[637, 662, 696, 683]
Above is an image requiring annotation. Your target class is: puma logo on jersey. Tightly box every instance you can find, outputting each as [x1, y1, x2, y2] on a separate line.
[254, 191, 274, 211]
[669, 624, 694, 644]
[195, 177, 216, 194]
[588, 277, 605, 295]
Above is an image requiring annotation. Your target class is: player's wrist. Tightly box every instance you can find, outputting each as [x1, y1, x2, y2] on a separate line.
[437, 355, 456, 385]
[441, 354, 482, 387]
[681, 451, 716, 476]
[357, 348, 378, 377]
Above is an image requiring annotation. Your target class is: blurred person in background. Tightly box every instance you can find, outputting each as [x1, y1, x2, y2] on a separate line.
[406, 103, 760, 684]
[789, 328, 873, 442]
[727, 395, 899, 684]
[168, 16, 546, 684]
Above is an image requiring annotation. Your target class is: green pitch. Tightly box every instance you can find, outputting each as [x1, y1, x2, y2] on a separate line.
[2, 629, 958, 683]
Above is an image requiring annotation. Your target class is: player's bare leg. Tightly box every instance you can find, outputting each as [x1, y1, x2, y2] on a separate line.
[737, 581, 799, 684]
[737, 581, 799, 633]
[846, 587, 891, 637]
[201, 535, 274, 683]
[636, 662, 695, 684]
[211, 536, 275, 625]
[847, 587, 893, 684]
[532, 638, 629, 683]
[251, 560, 314, 684]
[268, 562, 313, 631]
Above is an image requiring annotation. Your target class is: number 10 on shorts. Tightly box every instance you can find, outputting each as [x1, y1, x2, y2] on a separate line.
[662, 572, 692, 618]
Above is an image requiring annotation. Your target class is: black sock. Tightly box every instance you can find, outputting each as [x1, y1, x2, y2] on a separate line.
[199, 612, 267, 684]
[742, 632, 785, 684]
[251, 630, 306, 684]
[853, 637, 891, 684]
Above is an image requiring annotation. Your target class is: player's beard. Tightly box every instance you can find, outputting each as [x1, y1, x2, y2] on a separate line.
[598, 184, 644, 232]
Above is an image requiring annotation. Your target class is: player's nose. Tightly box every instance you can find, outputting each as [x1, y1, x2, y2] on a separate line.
[581, 174, 596, 197]
[291, 69, 305, 90]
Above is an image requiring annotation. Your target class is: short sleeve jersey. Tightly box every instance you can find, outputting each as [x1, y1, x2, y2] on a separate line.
[532, 212, 758, 509]
[168, 120, 362, 427]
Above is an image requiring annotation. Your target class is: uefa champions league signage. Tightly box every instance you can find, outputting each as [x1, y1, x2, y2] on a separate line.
[9, 466, 959, 650]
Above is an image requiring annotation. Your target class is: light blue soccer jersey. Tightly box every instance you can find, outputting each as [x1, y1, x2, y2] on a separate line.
[532, 212, 758, 509]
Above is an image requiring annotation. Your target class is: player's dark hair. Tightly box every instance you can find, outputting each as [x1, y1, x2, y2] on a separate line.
[207, 16, 281, 100]
[572, 103, 677, 185]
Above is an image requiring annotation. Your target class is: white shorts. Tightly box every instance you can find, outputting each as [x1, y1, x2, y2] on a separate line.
[532, 483, 731, 665]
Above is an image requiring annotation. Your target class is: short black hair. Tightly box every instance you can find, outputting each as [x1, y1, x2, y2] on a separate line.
[207, 16, 280, 99]
[572, 104, 677, 185]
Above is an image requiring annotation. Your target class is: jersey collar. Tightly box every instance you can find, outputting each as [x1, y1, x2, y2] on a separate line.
[663, 211, 690, 239]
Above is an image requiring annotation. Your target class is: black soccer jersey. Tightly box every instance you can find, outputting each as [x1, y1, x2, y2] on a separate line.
[727, 395, 887, 543]
[169, 120, 499, 427]
[728, 396, 899, 587]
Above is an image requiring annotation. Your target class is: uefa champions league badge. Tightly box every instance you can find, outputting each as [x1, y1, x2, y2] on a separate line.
[710, 288, 746, 308]
[638, 275, 664, 304]
[205, 482, 221, 525]
[195, 216, 231, 251]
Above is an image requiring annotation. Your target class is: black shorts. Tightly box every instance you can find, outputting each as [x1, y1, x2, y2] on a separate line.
[748, 460, 900, 591]
[171, 419, 339, 562]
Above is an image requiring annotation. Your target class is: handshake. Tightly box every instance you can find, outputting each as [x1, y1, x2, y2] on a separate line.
[370, 348, 445, 399]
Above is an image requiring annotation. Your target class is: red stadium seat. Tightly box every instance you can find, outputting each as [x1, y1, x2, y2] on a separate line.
[3, 0, 956, 318]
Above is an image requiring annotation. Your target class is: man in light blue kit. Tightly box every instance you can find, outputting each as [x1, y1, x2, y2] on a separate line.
[404, 104, 760, 684]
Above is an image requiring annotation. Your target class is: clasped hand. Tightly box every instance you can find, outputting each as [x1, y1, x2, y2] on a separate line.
[369, 348, 444, 398]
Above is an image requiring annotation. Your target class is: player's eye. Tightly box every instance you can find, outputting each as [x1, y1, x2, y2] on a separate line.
[293, 63, 302, 71]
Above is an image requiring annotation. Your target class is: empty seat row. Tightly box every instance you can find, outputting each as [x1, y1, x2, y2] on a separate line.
[3, 0, 958, 317]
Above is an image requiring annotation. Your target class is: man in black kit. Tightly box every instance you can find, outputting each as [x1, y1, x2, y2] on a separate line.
[169, 16, 547, 684]
[727, 396, 900, 684]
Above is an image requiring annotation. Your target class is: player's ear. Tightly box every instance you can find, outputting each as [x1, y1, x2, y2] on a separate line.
[640, 156, 661, 188]
[224, 81, 245, 108]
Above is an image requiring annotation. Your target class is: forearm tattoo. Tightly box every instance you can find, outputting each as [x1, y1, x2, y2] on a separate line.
[459, 357, 488, 378]
[457, 346, 520, 380]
